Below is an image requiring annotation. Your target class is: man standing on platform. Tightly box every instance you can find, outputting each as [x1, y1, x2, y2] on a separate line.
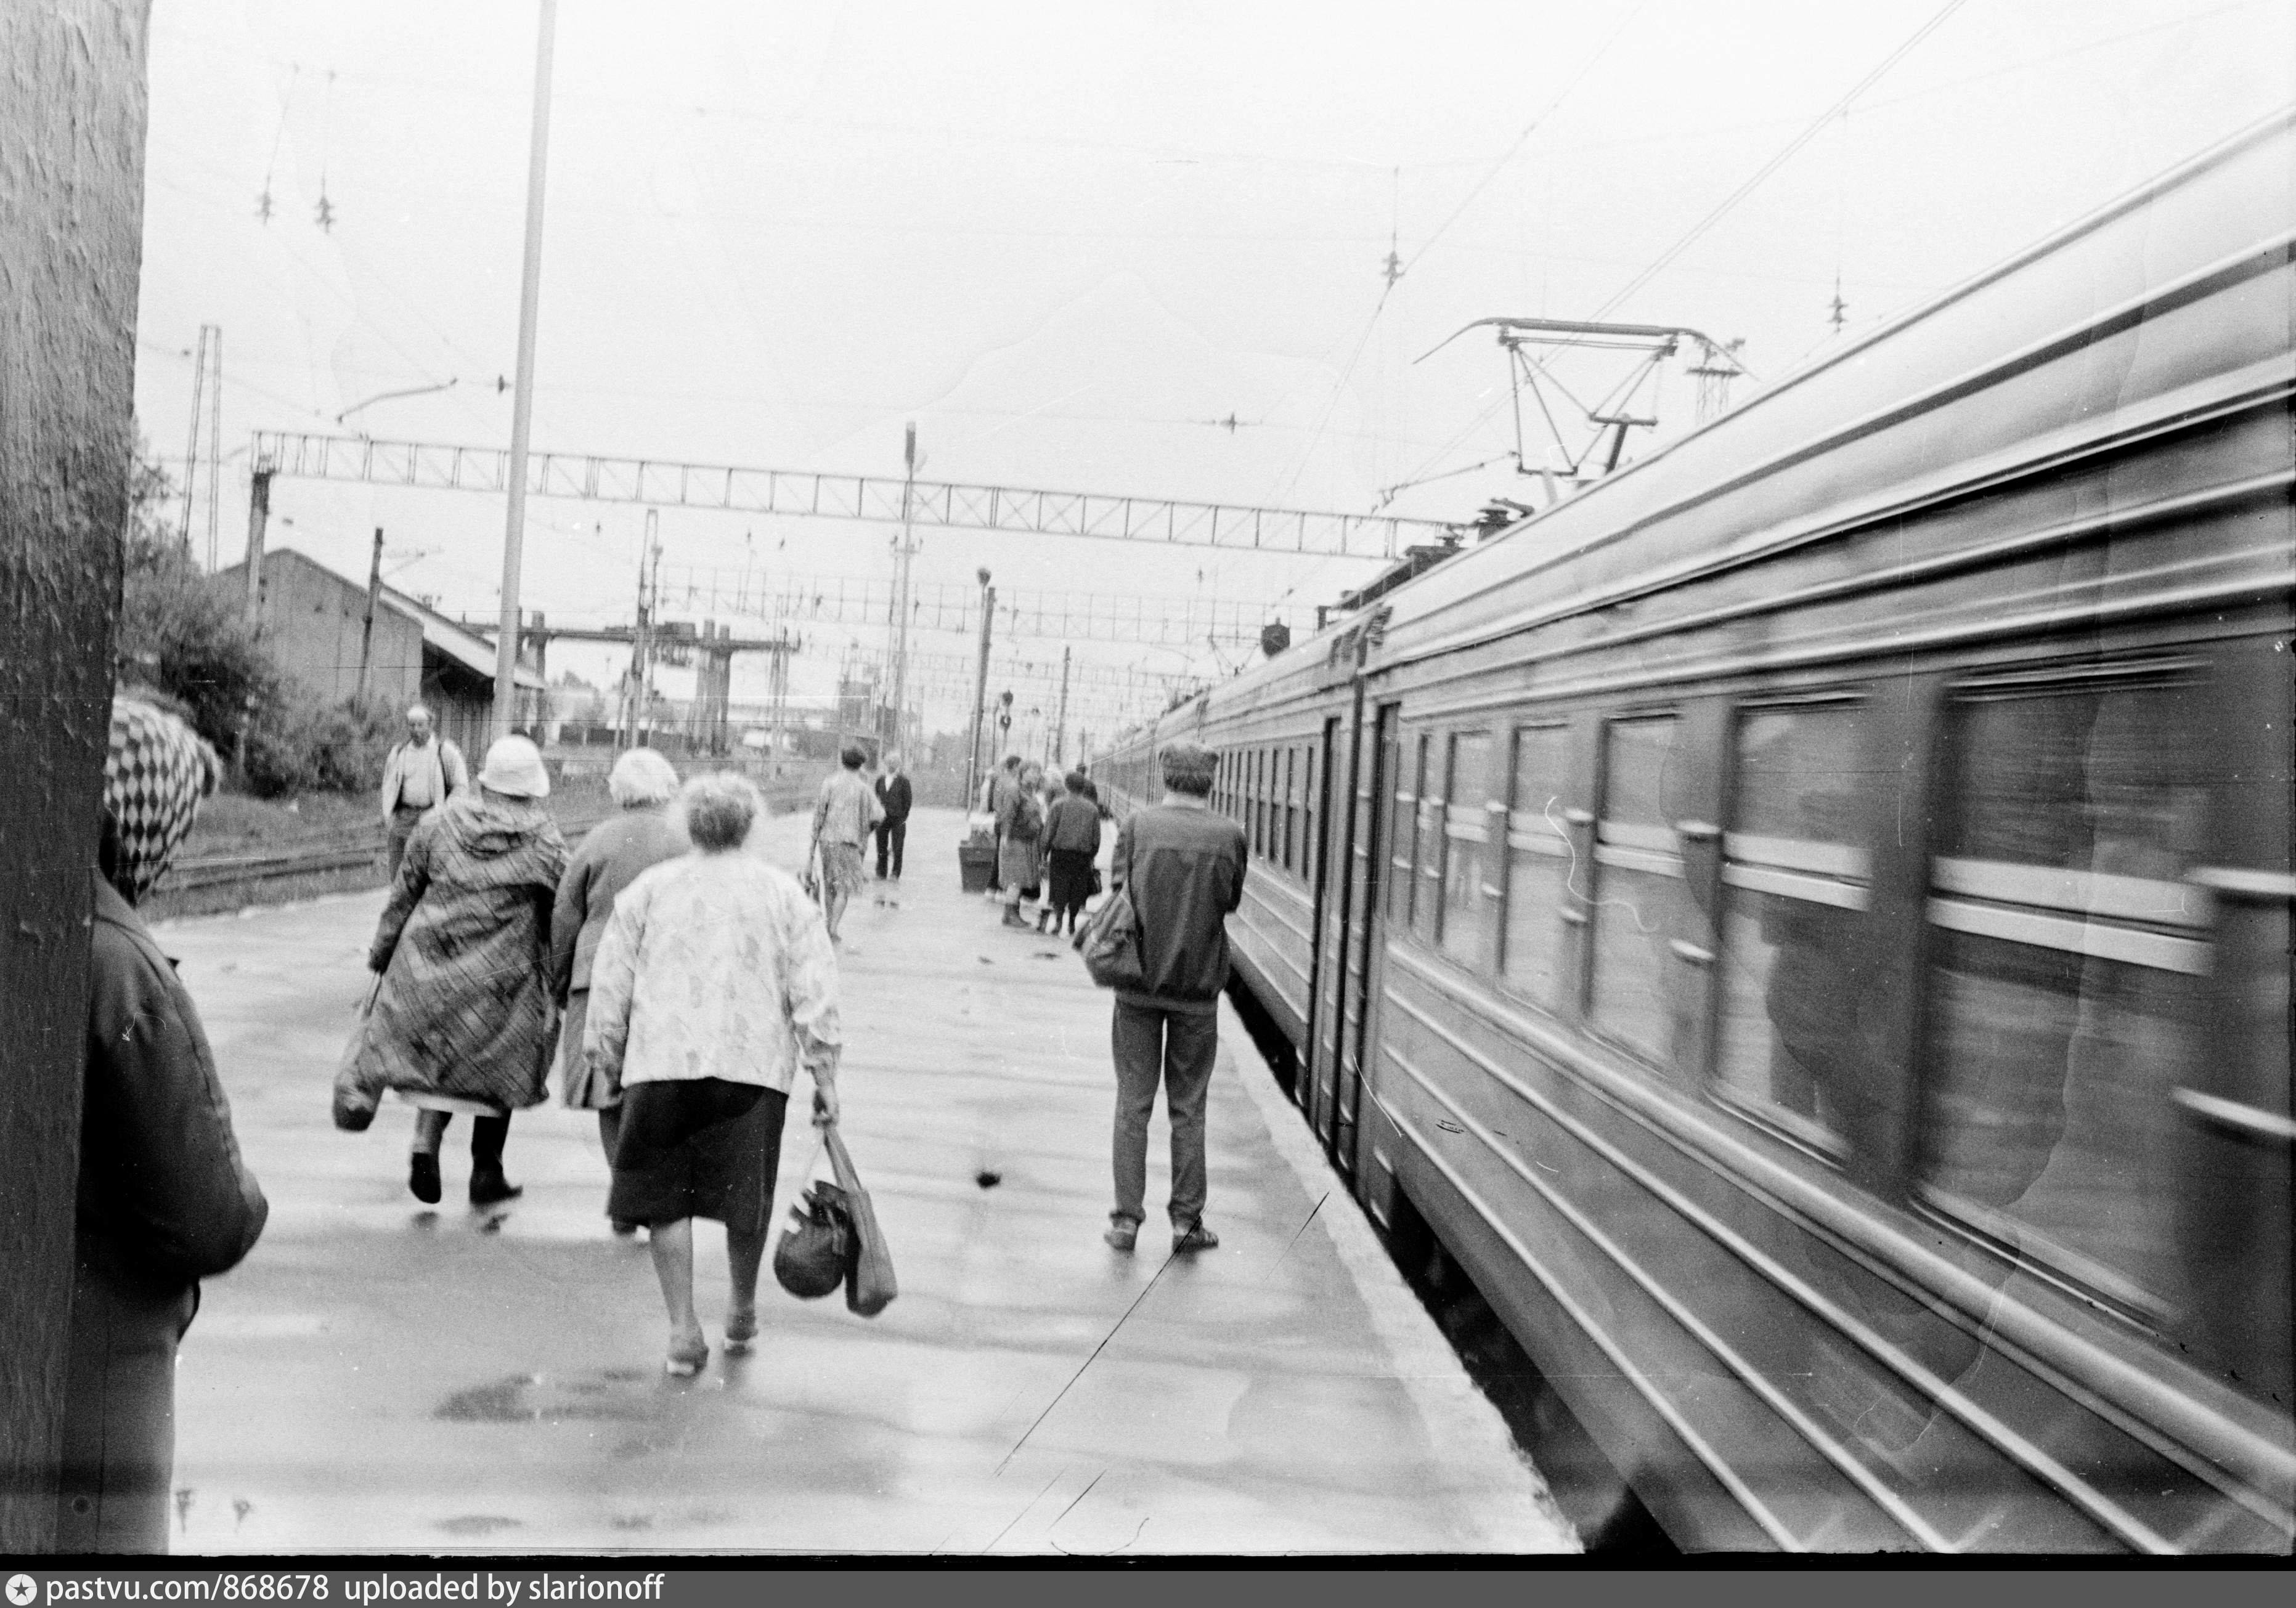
[378, 703, 468, 881]
[1102, 740, 1246, 1257]
[812, 744, 882, 944]
[985, 753, 1024, 897]
[873, 751, 913, 888]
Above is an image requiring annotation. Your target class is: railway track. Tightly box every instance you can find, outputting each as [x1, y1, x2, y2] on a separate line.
[158, 787, 815, 898]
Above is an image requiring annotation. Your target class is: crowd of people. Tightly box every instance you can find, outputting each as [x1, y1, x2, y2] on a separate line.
[65, 694, 1247, 1553]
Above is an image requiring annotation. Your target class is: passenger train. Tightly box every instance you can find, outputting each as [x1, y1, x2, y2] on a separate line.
[1096, 112, 2294, 1551]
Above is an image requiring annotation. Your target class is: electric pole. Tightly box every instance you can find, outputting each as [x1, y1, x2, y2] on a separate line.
[492, 0, 558, 744]
[966, 568, 994, 810]
[1054, 644, 1071, 769]
[356, 526, 383, 704]
[242, 465, 272, 623]
[887, 421, 918, 757]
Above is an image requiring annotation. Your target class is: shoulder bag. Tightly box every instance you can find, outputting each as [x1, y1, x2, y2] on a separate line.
[1073, 882, 1146, 992]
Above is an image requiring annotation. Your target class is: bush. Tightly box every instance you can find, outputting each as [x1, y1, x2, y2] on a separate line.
[241, 691, 398, 799]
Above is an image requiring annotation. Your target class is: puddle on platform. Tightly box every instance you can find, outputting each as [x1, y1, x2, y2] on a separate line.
[437, 1371, 655, 1423]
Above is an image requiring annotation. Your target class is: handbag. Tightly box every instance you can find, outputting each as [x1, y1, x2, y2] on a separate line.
[331, 977, 385, 1132]
[773, 1127, 851, 1299]
[825, 1124, 897, 1318]
[800, 839, 822, 904]
[1073, 883, 1146, 992]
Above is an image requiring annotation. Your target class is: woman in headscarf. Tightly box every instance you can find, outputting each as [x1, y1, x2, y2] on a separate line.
[584, 772, 843, 1376]
[550, 746, 687, 1223]
[996, 761, 1047, 928]
[350, 734, 568, 1207]
[68, 696, 269, 1552]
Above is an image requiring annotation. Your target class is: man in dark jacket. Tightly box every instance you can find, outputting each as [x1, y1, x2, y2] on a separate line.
[1102, 741, 1247, 1255]
[70, 698, 269, 1552]
[873, 751, 913, 883]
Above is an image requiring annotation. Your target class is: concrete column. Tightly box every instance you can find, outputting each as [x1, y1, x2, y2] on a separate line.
[0, 0, 152, 1552]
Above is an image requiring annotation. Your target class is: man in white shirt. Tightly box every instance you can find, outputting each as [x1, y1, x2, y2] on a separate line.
[378, 703, 469, 880]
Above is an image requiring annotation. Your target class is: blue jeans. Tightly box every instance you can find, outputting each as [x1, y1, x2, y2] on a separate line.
[1110, 999, 1218, 1229]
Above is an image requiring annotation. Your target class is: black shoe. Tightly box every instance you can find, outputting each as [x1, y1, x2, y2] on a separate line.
[1171, 1220, 1219, 1254]
[409, 1151, 442, 1205]
[1103, 1220, 1139, 1253]
[469, 1169, 523, 1208]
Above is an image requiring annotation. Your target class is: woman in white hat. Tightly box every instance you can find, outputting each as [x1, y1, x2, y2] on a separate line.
[349, 734, 568, 1206]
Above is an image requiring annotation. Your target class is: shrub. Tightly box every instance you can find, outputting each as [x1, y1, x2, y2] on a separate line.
[241, 691, 397, 799]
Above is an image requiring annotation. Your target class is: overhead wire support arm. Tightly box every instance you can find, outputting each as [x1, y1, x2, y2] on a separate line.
[246, 431, 1451, 561]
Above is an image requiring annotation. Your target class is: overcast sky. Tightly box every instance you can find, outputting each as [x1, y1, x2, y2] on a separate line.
[131, 0, 2294, 737]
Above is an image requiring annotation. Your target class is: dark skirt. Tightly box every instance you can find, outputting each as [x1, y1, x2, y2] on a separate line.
[606, 1079, 788, 1232]
[1046, 848, 1096, 915]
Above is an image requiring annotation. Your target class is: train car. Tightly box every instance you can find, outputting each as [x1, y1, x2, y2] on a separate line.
[1098, 110, 2294, 1552]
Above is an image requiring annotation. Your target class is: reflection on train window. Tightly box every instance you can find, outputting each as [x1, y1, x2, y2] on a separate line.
[1412, 735, 1443, 945]
[1921, 672, 2210, 1321]
[1440, 731, 1496, 968]
[1390, 734, 1423, 924]
[1589, 715, 1694, 1066]
[1714, 700, 1869, 1153]
[1502, 725, 1574, 1009]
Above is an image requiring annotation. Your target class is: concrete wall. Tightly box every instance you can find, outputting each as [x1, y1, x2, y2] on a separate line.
[0, 0, 150, 1551]
[218, 548, 427, 710]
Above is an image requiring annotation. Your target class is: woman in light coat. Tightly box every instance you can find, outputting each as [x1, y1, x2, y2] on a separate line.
[585, 773, 844, 1375]
[550, 747, 688, 1206]
[996, 761, 1046, 928]
[352, 735, 568, 1208]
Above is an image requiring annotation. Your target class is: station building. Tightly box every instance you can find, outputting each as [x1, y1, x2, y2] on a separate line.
[214, 546, 547, 757]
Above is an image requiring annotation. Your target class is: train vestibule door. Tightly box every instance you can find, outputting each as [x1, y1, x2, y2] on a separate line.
[1328, 699, 1392, 1178]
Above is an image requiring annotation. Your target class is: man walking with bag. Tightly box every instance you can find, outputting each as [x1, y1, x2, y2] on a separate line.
[1102, 741, 1245, 1255]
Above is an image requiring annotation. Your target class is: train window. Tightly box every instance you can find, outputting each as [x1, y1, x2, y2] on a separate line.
[1280, 748, 1295, 874]
[1919, 670, 2210, 1320]
[1714, 700, 1870, 1153]
[1247, 749, 1260, 854]
[1388, 733, 1422, 924]
[1589, 715, 1695, 1066]
[1412, 735, 1443, 945]
[1501, 725, 1574, 1008]
[1440, 731, 1497, 968]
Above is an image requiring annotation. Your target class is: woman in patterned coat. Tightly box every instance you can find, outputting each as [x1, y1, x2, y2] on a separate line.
[352, 735, 568, 1208]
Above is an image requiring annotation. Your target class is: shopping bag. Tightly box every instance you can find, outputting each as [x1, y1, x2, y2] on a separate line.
[1073, 883, 1146, 992]
[773, 1126, 851, 1300]
[824, 1124, 897, 1318]
[800, 840, 822, 905]
[331, 977, 385, 1132]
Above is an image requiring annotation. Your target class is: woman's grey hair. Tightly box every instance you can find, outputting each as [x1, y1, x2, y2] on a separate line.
[608, 747, 680, 808]
[679, 771, 760, 852]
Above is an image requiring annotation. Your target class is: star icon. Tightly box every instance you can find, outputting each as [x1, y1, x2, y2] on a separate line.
[7, 1573, 39, 1606]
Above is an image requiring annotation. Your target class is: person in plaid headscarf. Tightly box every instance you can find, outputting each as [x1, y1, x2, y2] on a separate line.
[64, 696, 269, 1552]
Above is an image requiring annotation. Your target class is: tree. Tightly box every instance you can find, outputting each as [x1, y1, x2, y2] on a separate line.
[113, 443, 274, 755]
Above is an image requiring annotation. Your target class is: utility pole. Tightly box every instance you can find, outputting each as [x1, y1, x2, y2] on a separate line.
[966, 567, 994, 810]
[887, 421, 918, 757]
[1054, 644, 1071, 769]
[492, 0, 558, 745]
[242, 465, 272, 623]
[355, 526, 383, 704]
[623, 511, 656, 749]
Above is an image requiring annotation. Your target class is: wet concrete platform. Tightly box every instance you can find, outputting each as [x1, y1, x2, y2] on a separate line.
[160, 805, 1575, 1555]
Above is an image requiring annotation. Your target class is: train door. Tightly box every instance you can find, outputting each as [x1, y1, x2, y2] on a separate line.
[1305, 711, 1349, 1135]
[1329, 700, 1394, 1178]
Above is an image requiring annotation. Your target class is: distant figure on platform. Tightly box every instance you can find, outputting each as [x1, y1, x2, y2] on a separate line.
[67, 697, 268, 1553]
[1042, 769, 1102, 936]
[378, 702, 468, 881]
[998, 761, 1047, 928]
[585, 772, 844, 1376]
[550, 747, 688, 1225]
[812, 745, 882, 943]
[1103, 741, 1246, 1256]
[985, 754, 1024, 896]
[873, 752, 913, 885]
[352, 734, 568, 1208]
[1075, 763, 1107, 816]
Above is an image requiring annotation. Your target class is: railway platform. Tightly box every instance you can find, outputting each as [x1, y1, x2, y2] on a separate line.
[157, 805, 1574, 1556]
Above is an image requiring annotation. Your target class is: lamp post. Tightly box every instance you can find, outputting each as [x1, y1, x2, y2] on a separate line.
[965, 567, 993, 810]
